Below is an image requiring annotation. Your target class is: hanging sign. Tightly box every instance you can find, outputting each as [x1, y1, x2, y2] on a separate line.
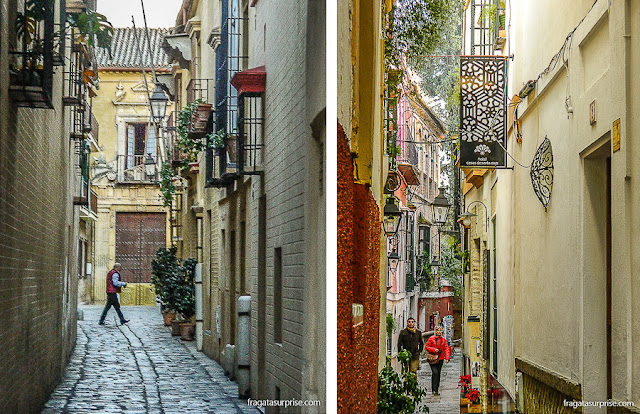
[460, 56, 508, 168]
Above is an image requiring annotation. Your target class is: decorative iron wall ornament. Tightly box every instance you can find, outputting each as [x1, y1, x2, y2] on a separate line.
[384, 170, 402, 193]
[529, 137, 554, 211]
[460, 56, 508, 168]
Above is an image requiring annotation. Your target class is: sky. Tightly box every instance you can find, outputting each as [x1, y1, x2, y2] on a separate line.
[97, 0, 183, 29]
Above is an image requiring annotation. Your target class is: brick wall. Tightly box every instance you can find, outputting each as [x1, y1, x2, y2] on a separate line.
[248, 0, 325, 408]
[0, 1, 78, 411]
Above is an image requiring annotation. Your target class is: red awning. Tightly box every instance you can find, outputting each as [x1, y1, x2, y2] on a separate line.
[397, 163, 420, 186]
[231, 65, 266, 94]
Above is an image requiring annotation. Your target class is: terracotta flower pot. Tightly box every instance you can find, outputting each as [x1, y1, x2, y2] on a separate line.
[179, 322, 195, 341]
[190, 103, 212, 134]
[171, 319, 182, 336]
[162, 311, 175, 326]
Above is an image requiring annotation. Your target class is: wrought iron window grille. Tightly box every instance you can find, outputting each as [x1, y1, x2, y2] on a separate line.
[187, 78, 214, 104]
[237, 92, 264, 175]
[206, 1, 248, 187]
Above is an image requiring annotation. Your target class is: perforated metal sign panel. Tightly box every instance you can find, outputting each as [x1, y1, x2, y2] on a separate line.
[460, 56, 508, 168]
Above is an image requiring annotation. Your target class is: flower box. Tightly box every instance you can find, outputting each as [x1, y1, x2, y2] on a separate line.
[467, 403, 482, 413]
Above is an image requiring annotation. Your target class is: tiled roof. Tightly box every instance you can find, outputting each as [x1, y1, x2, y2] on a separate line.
[96, 27, 172, 69]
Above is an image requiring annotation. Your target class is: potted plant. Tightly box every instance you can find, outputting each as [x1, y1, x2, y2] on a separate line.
[206, 129, 226, 152]
[12, 1, 113, 86]
[193, 102, 213, 132]
[174, 258, 197, 341]
[458, 375, 472, 405]
[466, 388, 481, 413]
[151, 246, 180, 325]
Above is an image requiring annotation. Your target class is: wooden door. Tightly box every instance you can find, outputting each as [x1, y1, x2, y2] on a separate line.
[116, 212, 166, 305]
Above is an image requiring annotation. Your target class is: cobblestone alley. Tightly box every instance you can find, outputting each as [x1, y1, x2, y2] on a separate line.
[42, 306, 260, 414]
[416, 346, 461, 414]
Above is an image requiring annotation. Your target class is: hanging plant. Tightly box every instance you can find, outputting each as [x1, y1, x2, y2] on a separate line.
[159, 162, 177, 208]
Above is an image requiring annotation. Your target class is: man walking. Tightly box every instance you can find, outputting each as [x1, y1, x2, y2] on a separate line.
[397, 317, 424, 374]
[98, 263, 129, 325]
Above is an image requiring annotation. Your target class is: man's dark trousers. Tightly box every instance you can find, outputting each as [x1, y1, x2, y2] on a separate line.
[99, 293, 126, 324]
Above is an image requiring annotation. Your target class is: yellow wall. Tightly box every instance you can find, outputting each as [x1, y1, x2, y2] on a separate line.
[89, 69, 172, 305]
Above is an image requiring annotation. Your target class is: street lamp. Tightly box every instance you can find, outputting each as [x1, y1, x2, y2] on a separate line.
[388, 250, 400, 273]
[383, 196, 402, 237]
[430, 257, 440, 275]
[432, 187, 451, 225]
[458, 200, 489, 231]
[144, 153, 156, 180]
[149, 83, 168, 123]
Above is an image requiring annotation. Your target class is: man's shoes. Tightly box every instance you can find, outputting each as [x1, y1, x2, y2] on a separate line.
[98, 321, 106, 325]
[120, 320, 129, 325]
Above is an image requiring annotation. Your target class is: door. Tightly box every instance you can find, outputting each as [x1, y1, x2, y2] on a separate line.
[116, 212, 166, 305]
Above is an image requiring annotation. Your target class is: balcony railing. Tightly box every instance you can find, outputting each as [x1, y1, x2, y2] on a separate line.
[187, 78, 214, 104]
[9, 0, 55, 109]
[117, 155, 158, 183]
[88, 110, 99, 142]
[74, 177, 97, 217]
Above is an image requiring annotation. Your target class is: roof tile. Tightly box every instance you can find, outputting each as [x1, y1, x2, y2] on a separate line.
[96, 27, 172, 69]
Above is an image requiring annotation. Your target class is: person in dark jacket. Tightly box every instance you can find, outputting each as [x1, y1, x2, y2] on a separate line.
[397, 317, 424, 374]
[425, 326, 452, 395]
[98, 263, 129, 325]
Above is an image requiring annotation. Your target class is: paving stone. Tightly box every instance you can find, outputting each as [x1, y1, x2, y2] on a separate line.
[416, 346, 462, 414]
[42, 305, 261, 413]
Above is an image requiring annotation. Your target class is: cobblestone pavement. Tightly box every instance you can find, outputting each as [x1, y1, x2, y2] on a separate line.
[42, 305, 261, 414]
[415, 346, 461, 414]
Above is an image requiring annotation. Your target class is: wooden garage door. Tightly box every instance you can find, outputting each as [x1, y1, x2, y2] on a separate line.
[116, 212, 166, 285]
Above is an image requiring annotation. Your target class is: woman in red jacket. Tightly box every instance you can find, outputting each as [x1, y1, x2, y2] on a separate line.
[425, 326, 451, 395]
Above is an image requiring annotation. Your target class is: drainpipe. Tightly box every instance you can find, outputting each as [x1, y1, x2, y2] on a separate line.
[236, 296, 251, 398]
[195, 263, 203, 351]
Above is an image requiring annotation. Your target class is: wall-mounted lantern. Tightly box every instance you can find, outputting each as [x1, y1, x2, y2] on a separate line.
[383, 196, 402, 237]
[431, 187, 450, 225]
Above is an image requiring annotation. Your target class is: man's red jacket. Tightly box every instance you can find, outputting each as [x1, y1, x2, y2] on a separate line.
[425, 335, 451, 361]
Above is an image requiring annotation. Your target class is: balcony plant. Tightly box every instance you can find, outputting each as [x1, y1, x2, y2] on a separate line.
[12, 0, 113, 87]
[207, 129, 226, 151]
[175, 100, 209, 168]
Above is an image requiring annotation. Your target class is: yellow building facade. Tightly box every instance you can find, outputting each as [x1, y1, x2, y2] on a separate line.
[88, 28, 173, 306]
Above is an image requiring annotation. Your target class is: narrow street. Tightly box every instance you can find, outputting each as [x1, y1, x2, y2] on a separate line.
[42, 306, 260, 414]
[416, 346, 461, 414]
